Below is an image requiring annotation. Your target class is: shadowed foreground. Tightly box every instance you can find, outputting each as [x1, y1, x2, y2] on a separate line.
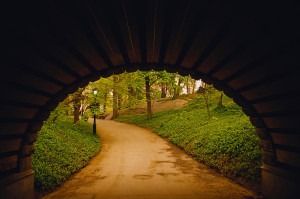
[43, 120, 255, 199]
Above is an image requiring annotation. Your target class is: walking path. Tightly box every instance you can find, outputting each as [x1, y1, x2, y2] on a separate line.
[43, 120, 255, 199]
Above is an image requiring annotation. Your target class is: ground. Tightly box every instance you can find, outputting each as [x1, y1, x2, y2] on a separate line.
[42, 120, 257, 199]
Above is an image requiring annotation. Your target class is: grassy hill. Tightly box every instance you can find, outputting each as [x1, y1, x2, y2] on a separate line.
[116, 93, 262, 191]
[33, 116, 101, 192]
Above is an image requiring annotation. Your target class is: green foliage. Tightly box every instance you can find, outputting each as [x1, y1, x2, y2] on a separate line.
[49, 101, 72, 121]
[87, 71, 200, 116]
[116, 94, 262, 184]
[32, 116, 101, 191]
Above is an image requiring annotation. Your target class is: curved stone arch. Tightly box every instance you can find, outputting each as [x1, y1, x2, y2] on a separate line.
[1, 1, 299, 199]
[17, 64, 275, 176]
[2, 50, 297, 199]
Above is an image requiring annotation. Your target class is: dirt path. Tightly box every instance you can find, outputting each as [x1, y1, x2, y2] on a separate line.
[43, 120, 255, 199]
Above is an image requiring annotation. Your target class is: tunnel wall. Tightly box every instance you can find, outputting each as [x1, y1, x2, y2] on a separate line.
[1, 1, 299, 198]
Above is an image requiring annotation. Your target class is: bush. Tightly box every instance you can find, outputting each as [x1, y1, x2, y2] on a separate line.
[32, 116, 101, 191]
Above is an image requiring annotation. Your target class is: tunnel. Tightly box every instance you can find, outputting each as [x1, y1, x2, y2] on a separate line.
[0, 1, 299, 198]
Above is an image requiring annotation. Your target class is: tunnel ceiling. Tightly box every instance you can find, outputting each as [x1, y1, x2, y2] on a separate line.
[0, 0, 299, 179]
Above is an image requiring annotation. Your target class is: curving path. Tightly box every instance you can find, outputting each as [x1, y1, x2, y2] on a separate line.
[43, 120, 255, 199]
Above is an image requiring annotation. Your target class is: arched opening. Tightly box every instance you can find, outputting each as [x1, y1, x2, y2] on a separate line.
[31, 69, 262, 197]
[1, 1, 299, 199]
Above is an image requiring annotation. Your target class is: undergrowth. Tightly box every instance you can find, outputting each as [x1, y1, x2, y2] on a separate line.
[116, 94, 262, 187]
[33, 116, 101, 191]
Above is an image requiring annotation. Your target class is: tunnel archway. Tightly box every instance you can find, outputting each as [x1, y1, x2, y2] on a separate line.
[1, 1, 299, 198]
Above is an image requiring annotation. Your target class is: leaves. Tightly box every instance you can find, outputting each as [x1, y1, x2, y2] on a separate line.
[85, 71, 201, 118]
[32, 116, 101, 191]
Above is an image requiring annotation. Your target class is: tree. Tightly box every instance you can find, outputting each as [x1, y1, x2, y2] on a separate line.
[145, 75, 152, 119]
[173, 74, 184, 99]
[218, 92, 224, 108]
[198, 83, 213, 118]
[184, 76, 190, 94]
[50, 87, 86, 124]
[112, 75, 120, 119]
[138, 70, 162, 119]
[72, 87, 86, 124]
[161, 82, 167, 98]
[61, 70, 203, 121]
[123, 72, 144, 109]
[191, 79, 196, 94]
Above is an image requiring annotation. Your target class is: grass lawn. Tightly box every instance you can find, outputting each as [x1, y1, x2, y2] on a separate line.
[33, 116, 101, 191]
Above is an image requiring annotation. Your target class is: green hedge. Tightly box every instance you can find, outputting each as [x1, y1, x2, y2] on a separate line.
[116, 95, 262, 184]
[33, 116, 101, 191]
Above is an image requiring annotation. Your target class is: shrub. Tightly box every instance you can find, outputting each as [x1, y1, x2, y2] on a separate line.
[32, 116, 101, 191]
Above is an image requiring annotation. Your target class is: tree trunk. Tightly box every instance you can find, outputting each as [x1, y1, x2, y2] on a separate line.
[186, 77, 190, 94]
[73, 99, 80, 124]
[173, 77, 182, 99]
[145, 75, 152, 119]
[128, 85, 136, 108]
[192, 79, 196, 94]
[103, 91, 107, 113]
[112, 75, 119, 119]
[161, 83, 166, 98]
[118, 94, 122, 110]
[218, 92, 224, 108]
[70, 87, 85, 124]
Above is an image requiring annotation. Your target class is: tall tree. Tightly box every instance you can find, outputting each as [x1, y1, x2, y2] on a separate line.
[185, 76, 190, 94]
[198, 83, 213, 118]
[112, 75, 119, 119]
[66, 70, 202, 121]
[124, 72, 143, 108]
[192, 79, 196, 94]
[173, 74, 184, 99]
[217, 92, 224, 108]
[158, 71, 171, 98]
[103, 91, 108, 113]
[145, 75, 152, 119]
[70, 87, 85, 124]
[161, 83, 167, 98]
[51, 87, 86, 124]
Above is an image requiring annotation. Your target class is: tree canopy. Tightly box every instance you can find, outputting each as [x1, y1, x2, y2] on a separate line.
[50, 70, 208, 123]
